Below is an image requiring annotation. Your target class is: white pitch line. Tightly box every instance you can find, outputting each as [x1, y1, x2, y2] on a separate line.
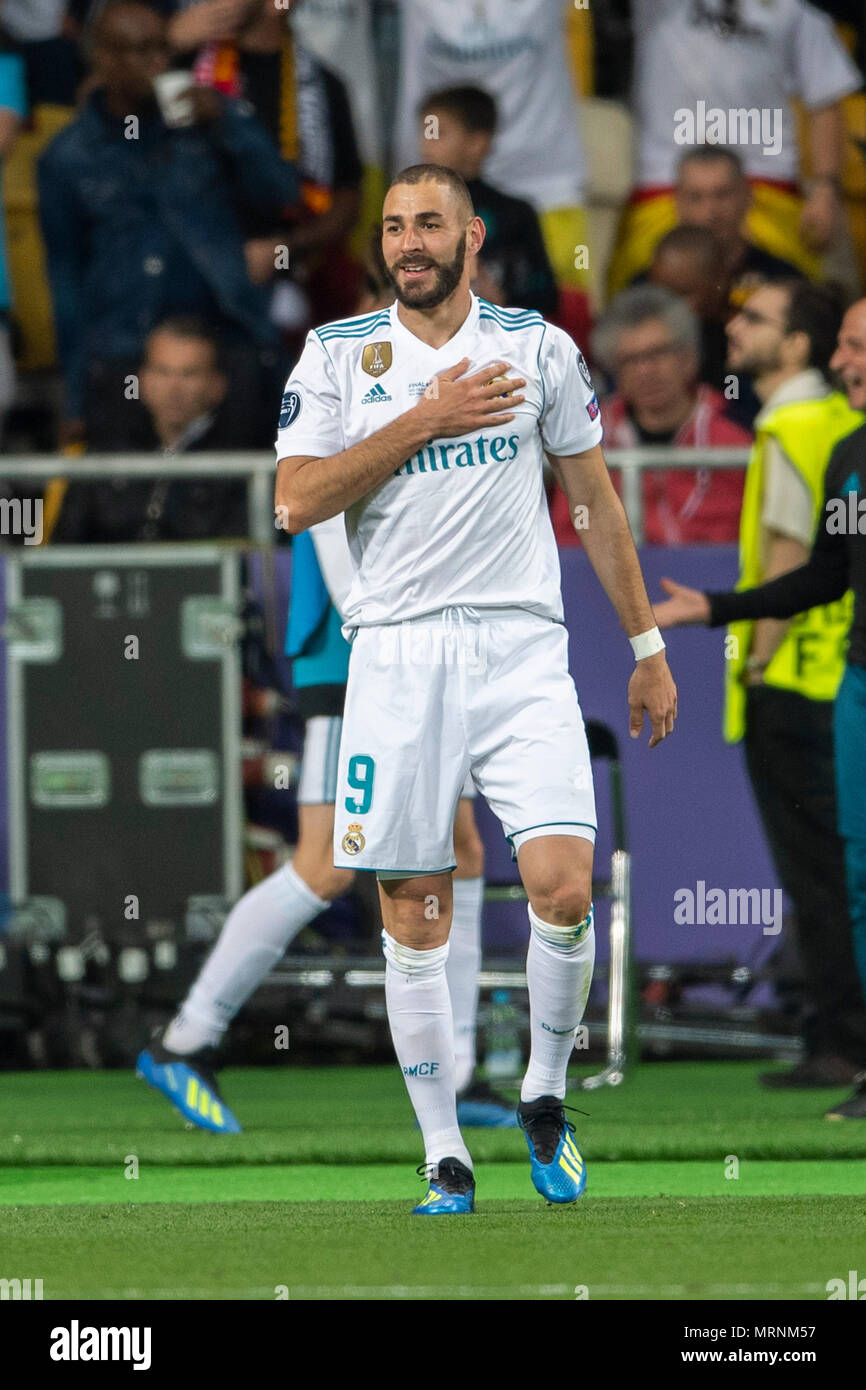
[54, 1280, 827, 1300]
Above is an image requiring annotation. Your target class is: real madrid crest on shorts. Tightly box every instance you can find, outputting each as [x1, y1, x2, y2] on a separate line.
[361, 342, 393, 378]
[341, 822, 366, 855]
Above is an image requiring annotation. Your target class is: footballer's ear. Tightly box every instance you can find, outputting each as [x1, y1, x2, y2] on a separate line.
[467, 214, 486, 257]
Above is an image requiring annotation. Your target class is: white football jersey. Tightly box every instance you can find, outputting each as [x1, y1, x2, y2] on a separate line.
[275, 294, 602, 634]
[309, 512, 355, 618]
[633, 0, 860, 187]
[394, 0, 586, 211]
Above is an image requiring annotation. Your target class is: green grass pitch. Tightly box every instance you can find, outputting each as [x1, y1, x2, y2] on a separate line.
[2, 1061, 866, 1300]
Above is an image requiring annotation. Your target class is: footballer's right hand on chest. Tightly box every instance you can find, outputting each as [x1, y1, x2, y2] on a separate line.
[412, 358, 526, 438]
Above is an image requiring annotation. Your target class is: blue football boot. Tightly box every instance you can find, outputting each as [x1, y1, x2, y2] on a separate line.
[457, 1079, 519, 1128]
[518, 1095, 586, 1203]
[136, 1032, 242, 1134]
[412, 1157, 476, 1215]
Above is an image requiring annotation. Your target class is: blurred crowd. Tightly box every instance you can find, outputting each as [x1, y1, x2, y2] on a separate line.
[0, 0, 864, 545]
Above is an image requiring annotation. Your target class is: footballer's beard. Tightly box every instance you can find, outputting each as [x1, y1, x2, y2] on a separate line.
[386, 240, 467, 309]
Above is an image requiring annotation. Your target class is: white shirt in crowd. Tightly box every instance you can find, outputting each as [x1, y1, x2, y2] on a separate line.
[633, 0, 861, 188]
[394, 0, 586, 212]
[310, 511, 355, 618]
[0, 0, 66, 41]
[288, 0, 381, 168]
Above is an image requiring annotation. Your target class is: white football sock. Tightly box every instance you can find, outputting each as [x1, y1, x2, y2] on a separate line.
[446, 875, 484, 1093]
[164, 863, 329, 1054]
[521, 903, 595, 1103]
[383, 931, 473, 1172]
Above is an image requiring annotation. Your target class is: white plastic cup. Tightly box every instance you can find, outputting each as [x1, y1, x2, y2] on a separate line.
[153, 70, 196, 128]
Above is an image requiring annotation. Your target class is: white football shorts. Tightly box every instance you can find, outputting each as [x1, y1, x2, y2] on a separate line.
[298, 715, 475, 807]
[333, 607, 596, 875]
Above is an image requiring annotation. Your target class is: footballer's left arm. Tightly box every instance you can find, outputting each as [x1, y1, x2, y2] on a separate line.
[549, 443, 678, 746]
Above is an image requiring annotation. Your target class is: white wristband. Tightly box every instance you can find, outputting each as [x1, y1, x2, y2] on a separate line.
[630, 626, 665, 661]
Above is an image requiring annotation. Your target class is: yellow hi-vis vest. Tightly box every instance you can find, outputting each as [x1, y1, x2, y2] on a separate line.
[724, 392, 862, 743]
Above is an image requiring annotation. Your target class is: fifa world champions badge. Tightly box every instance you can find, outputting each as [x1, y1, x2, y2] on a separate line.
[361, 342, 393, 377]
[342, 823, 366, 855]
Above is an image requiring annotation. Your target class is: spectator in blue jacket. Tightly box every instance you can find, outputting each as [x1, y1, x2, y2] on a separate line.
[38, 0, 298, 448]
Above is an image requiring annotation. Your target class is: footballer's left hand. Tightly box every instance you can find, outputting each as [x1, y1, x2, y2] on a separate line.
[628, 650, 677, 747]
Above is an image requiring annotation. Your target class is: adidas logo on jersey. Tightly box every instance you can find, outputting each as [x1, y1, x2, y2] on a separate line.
[361, 382, 392, 405]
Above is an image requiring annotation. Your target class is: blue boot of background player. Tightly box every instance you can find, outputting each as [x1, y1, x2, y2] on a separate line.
[136, 1031, 242, 1134]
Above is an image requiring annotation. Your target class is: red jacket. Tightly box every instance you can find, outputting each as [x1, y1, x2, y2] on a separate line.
[549, 386, 751, 545]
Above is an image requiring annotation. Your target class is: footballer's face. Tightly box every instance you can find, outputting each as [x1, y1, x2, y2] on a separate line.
[726, 285, 791, 376]
[830, 301, 866, 412]
[381, 181, 482, 310]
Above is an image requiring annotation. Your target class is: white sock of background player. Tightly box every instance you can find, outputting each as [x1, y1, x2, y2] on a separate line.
[521, 903, 595, 1102]
[164, 866, 487, 1074]
[446, 875, 484, 1094]
[163, 864, 329, 1054]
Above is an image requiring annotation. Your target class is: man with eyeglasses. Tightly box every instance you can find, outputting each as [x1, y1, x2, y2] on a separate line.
[662, 280, 866, 1091]
[38, 0, 298, 450]
[558, 284, 751, 547]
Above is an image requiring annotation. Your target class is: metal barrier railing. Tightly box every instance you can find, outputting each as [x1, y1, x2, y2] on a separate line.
[0, 448, 750, 546]
[605, 447, 748, 545]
